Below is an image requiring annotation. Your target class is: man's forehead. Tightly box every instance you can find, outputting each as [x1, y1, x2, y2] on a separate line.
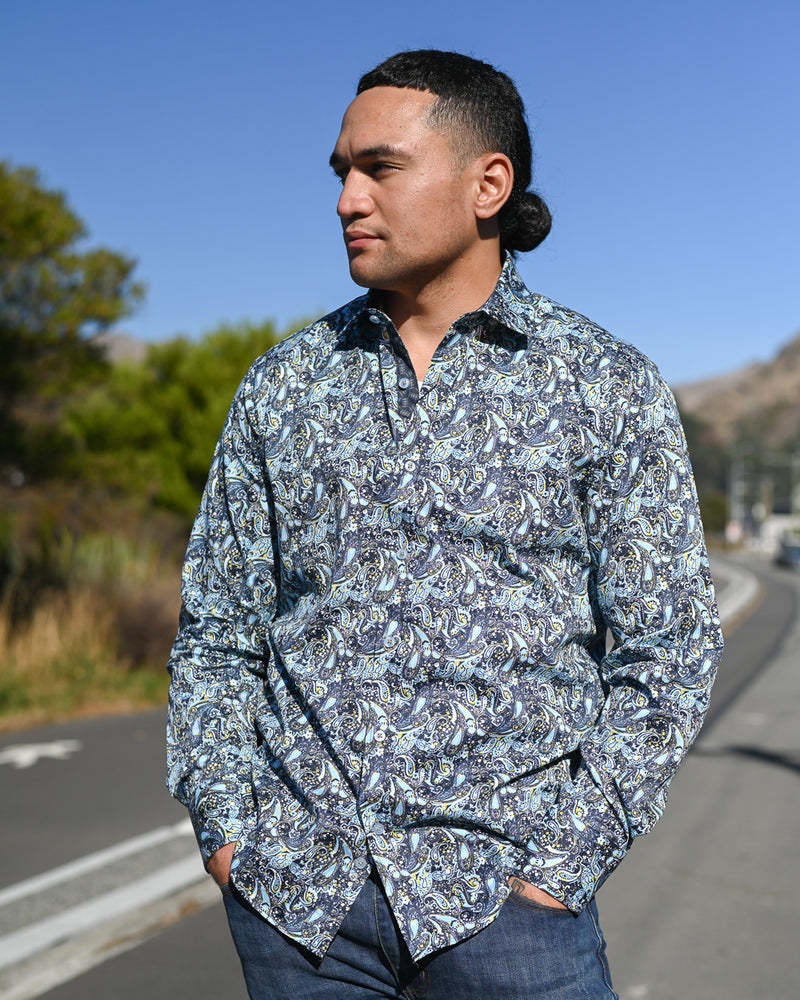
[334, 86, 438, 149]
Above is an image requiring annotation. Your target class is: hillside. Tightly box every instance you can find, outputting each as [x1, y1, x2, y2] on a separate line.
[674, 330, 800, 449]
[96, 330, 149, 364]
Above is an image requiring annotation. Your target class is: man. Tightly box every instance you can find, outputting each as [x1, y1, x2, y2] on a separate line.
[167, 49, 723, 999]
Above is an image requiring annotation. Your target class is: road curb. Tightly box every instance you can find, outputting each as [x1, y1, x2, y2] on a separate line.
[710, 553, 763, 630]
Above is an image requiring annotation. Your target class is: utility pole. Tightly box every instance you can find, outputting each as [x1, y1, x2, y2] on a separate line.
[726, 447, 746, 544]
[792, 451, 800, 536]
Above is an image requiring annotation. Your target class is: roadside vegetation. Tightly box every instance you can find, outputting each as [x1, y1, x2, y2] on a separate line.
[0, 161, 291, 730]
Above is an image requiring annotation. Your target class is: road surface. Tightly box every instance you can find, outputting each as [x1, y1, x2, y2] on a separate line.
[1, 553, 797, 999]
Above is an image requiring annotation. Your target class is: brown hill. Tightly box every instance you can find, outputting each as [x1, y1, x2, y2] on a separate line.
[674, 331, 800, 449]
[95, 330, 149, 363]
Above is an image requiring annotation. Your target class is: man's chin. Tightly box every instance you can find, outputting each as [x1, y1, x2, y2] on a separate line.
[347, 262, 389, 291]
[348, 270, 373, 290]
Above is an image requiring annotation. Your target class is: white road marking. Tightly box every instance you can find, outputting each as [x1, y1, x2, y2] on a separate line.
[0, 740, 82, 770]
[0, 817, 194, 907]
[0, 855, 207, 970]
[0, 880, 220, 1000]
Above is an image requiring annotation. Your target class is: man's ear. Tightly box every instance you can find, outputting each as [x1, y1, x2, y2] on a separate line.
[474, 153, 514, 219]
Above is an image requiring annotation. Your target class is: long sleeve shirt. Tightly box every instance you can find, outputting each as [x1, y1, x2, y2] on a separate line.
[167, 256, 723, 961]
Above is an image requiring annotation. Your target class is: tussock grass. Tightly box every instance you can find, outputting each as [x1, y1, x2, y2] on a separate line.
[0, 529, 179, 732]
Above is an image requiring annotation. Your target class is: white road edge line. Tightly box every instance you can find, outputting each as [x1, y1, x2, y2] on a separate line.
[0, 880, 220, 1000]
[0, 854, 206, 971]
[0, 817, 194, 908]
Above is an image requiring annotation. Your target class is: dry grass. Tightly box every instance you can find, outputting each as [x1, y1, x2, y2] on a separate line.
[0, 547, 179, 732]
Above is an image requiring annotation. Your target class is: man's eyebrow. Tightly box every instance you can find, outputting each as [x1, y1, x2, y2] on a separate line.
[329, 144, 408, 169]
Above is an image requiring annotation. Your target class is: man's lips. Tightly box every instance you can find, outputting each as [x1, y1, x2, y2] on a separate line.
[344, 230, 379, 249]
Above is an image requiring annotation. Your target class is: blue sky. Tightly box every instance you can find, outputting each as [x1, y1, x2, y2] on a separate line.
[2, 0, 798, 386]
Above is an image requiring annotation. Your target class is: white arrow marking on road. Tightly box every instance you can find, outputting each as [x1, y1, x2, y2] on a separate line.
[0, 739, 82, 769]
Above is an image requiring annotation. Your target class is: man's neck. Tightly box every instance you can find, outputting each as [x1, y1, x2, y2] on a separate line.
[380, 254, 503, 382]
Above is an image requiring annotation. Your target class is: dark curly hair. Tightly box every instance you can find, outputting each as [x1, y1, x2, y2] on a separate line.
[357, 49, 551, 256]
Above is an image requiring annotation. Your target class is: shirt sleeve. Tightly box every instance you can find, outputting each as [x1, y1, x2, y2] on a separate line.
[166, 378, 277, 864]
[520, 364, 724, 910]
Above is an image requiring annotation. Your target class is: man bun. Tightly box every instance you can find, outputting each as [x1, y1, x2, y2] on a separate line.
[500, 191, 552, 254]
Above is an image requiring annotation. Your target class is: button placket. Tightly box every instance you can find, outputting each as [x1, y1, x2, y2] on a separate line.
[376, 334, 418, 439]
[393, 350, 417, 420]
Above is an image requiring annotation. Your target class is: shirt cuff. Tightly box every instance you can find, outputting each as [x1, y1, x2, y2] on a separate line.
[189, 787, 253, 866]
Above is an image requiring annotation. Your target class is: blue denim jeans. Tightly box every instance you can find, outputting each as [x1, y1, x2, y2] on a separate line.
[221, 871, 617, 999]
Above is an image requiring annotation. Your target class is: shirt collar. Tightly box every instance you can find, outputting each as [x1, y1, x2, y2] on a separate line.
[339, 253, 540, 345]
[475, 253, 540, 342]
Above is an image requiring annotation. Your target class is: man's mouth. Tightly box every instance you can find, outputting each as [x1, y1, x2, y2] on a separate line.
[344, 230, 379, 249]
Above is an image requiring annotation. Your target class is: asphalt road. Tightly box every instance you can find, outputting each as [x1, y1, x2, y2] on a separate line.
[702, 556, 796, 730]
[0, 709, 186, 889]
[1, 553, 796, 999]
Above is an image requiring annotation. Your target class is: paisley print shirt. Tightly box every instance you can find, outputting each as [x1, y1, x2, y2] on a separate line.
[167, 257, 723, 960]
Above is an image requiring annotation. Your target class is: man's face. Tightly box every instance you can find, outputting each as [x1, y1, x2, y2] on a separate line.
[330, 87, 481, 296]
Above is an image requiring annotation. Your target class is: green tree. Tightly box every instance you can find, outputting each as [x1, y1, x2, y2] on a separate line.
[676, 404, 730, 536]
[64, 320, 288, 521]
[0, 161, 145, 468]
[676, 407, 729, 490]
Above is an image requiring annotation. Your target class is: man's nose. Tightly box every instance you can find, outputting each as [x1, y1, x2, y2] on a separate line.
[337, 172, 372, 221]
